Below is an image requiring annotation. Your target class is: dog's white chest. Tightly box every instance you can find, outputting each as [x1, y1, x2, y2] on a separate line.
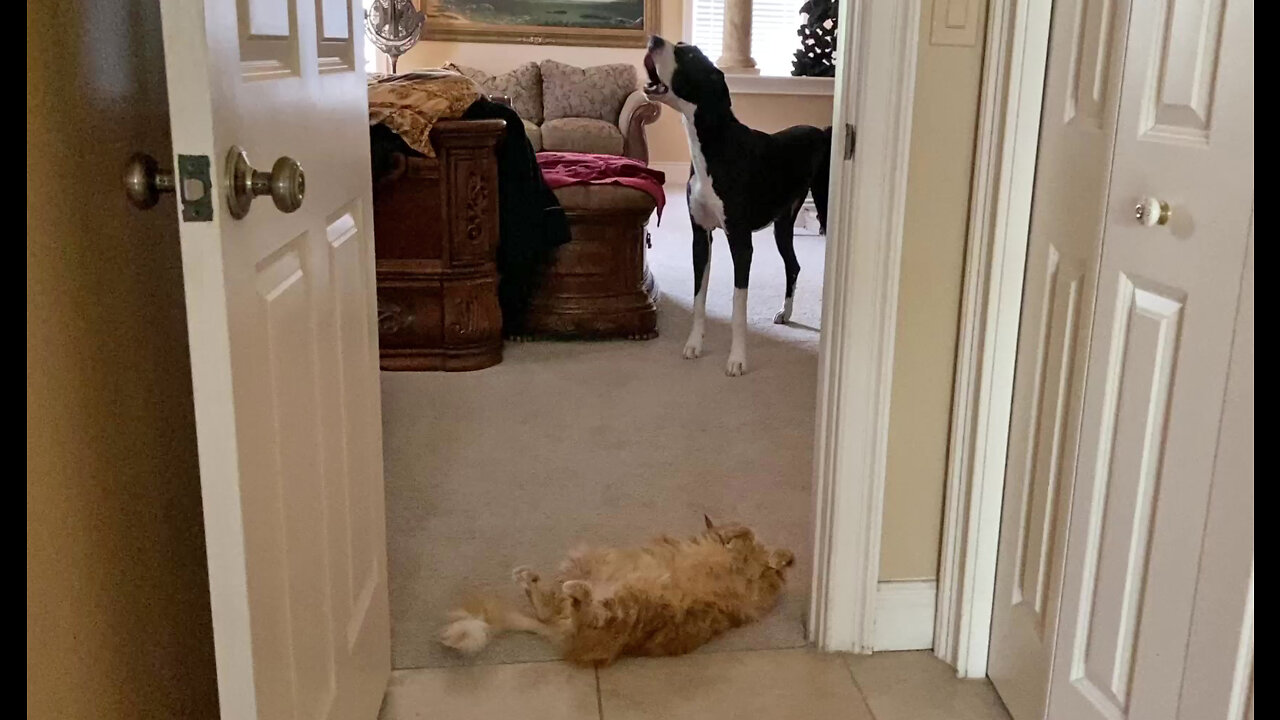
[683, 117, 726, 230]
[689, 174, 724, 231]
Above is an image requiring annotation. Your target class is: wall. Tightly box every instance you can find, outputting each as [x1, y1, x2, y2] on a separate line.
[27, 1, 220, 717]
[879, 0, 988, 581]
[397, 1, 833, 166]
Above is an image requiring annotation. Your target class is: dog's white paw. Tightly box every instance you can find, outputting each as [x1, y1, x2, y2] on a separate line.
[725, 353, 748, 377]
[511, 566, 539, 586]
[683, 338, 703, 359]
[773, 298, 794, 325]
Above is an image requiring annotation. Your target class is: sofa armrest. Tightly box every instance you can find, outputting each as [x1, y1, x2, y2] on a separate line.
[618, 90, 661, 164]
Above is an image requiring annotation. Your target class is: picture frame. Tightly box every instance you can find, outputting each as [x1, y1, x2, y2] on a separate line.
[420, 0, 659, 48]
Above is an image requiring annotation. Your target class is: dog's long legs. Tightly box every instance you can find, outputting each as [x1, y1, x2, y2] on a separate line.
[684, 222, 713, 360]
[772, 200, 803, 324]
[726, 228, 753, 376]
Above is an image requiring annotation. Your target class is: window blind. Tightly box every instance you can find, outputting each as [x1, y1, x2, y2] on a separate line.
[690, 0, 806, 77]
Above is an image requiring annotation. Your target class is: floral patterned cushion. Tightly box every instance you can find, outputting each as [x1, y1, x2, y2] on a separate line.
[522, 119, 543, 152]
[540, 118, 625, 156]
[443, 61, 543, 124]
[539, 60, 637, 123]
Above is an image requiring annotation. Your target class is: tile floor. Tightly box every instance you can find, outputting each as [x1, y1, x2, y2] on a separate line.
[380, 648, 1011, 720]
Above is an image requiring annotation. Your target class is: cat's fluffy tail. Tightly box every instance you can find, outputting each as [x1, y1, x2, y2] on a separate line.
[439, 596, 551, 654]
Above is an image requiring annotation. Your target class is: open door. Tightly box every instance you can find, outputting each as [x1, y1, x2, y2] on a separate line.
[157, 1, 390, 717]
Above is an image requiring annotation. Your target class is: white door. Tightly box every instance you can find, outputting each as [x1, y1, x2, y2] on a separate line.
[987, 1, 1130, 716]
[158, 2, 391, 718]
[1046, 0, 1254, 715]
[1172, 237, 1253, 720]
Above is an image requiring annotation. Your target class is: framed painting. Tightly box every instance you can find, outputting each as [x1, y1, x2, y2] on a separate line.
[420, 0, 658, 47]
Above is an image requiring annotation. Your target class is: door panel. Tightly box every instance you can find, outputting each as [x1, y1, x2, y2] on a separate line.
[1058, 275, 1183, 712]
[1176, 239, 1253, 720]
[1046, 0, 1253, 714]
[159, 0, 390, 716]
[987, 1, 1130, 717]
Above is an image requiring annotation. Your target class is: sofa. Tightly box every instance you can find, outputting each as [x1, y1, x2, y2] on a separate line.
[443, 60, 662, 164]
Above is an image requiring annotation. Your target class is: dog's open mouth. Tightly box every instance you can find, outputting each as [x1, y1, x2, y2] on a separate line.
[643, 53, 668, 96]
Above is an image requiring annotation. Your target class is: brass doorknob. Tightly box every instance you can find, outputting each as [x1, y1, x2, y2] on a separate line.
[225, 146, 305, 219]
[1134, 197, 1171, 227]
[122, 153, 176, 210]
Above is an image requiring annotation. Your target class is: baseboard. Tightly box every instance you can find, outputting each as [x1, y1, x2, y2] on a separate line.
[650, 161, 689, 185]
[873, 580, 937, 651]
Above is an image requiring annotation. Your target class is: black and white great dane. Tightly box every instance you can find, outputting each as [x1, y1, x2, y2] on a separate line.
[643, 35, 836, 376]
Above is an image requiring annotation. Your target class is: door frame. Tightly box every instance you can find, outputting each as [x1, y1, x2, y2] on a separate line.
[807, 0, 1051, 660]
[931, 0, 1050, 677]
[806, 0, 920, 652]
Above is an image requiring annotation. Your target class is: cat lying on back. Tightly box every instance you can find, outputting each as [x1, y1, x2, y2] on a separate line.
[439, 516, 794, 665]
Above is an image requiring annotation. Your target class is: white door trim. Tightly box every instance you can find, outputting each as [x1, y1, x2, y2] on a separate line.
[932, 0, 1051, 678]
[807, 0, 920, 653]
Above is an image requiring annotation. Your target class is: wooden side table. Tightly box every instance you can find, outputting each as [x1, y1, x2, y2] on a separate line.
[522, 184, 659, 341]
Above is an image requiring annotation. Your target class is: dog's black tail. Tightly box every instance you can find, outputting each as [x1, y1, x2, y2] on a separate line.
[811, 126, 838, 235]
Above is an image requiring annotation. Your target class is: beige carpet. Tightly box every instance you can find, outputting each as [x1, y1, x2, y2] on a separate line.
[382, 190, 825, 669]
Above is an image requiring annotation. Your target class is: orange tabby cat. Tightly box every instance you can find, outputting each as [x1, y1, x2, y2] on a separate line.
[439, 516, 795, 665]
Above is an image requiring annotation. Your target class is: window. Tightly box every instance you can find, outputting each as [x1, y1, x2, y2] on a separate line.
[364, 37, 379, 75]
[689, 0, 807, 77]
[361, 0, 383, 74]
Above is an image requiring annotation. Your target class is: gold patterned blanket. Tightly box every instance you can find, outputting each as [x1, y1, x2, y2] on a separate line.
[367, 71, 482, 158]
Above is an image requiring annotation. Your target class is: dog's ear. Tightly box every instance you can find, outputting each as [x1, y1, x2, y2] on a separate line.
[704, 514, 715, 530]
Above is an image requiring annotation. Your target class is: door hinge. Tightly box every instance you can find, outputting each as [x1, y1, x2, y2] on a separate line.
[843, 124, 856, 161]
[178, 154, 214, 222]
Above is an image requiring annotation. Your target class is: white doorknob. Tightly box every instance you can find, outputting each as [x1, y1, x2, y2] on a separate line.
[1134, 197, 1171, 227]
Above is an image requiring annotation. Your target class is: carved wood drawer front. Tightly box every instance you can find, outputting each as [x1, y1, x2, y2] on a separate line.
[445, 151, 498, 265]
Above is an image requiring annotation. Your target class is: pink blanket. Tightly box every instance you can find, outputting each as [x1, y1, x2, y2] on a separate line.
[537, 152, 667, 220]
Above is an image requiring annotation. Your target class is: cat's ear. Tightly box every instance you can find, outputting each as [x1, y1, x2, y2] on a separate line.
[704, 514, 715, 530]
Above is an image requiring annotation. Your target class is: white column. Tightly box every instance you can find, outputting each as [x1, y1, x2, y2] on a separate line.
[717, 0, 759, 75]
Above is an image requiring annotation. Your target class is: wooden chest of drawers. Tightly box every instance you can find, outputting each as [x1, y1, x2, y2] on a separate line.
[372, 119, 505, 371]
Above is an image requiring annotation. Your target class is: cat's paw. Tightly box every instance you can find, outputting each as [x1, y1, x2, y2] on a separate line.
[562, 579, 593, 605]
[768, 549, 796, 570]
[511, 566, 540, 586]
